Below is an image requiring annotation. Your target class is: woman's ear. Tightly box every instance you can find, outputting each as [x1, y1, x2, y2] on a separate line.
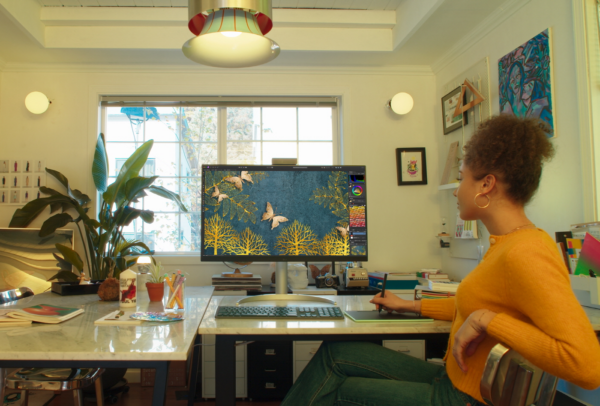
[481, 174, 497, 193]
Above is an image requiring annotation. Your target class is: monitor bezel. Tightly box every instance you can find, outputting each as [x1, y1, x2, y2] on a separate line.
[200, 164, 368, 263]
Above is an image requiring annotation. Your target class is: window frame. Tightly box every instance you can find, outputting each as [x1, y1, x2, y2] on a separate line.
[99, 97, 341, 255]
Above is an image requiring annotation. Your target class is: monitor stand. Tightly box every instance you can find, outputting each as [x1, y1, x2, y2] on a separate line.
[236, 262, 336, 305]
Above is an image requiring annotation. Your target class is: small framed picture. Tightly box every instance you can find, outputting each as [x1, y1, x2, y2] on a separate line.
[0, 160, 9, 173]
[10, 160, 22, 173]
[441, 86, 468, 134]
[10, 175, 20, 188]
[396, 148, 428, 186]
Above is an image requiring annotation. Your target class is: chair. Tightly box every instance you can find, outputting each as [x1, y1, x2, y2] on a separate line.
[0, 287, 105, 406]
[480, 343, 558, 406]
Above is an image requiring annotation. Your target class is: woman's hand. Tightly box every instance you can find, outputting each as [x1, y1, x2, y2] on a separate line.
[369, 292, 417, 314]
[452, 309, 497, 373]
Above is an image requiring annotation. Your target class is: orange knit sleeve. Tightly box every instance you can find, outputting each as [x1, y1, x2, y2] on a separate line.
[486, 239, 600, 390]
[420, 297, 455, 321]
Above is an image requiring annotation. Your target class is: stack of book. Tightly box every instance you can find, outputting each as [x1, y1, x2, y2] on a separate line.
[416, 269, 451, 285]
[427, 280, 460, 292]
[368, 271, 419, 290]
[212, 274, 262, 291]
[0, 304, 84, 325]
[414, 285, 456, 300]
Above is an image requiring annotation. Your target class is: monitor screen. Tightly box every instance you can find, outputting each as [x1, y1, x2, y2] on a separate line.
[201, 165, 368, 262]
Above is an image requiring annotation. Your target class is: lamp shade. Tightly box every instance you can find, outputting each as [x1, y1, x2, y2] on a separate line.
[389, 92, 414, 115]
[183, 8, 279, 68]
[25, 92, 50, 114]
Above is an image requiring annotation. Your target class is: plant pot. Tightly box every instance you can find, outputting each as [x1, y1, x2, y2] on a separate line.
[146, 282, 165, 302]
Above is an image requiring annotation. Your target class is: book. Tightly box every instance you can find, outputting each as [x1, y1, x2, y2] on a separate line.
[0, 312, 32, 327]
[94, 310, 143, 326]
[566, 238, 584, 273]
[414, 285, 456, 300]
[455, 212, 478, 238]
[574, 233, 600, 277]
[5, 304, 84, 324]
[368, 276, 419, 290]
[369, 272, 417, 280]
[344, 311, 433, 323]
[427, 280, 460, 292]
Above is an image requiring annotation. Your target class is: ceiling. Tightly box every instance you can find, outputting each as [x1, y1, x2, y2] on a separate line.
[0, 0, 518, 69]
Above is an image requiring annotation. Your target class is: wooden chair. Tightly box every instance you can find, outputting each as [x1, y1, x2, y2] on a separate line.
[480, 343, 558, 406]
[0, 287, 105, 406]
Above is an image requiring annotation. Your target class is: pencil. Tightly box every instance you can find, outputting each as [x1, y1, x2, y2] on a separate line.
[379, 273, 388, 314]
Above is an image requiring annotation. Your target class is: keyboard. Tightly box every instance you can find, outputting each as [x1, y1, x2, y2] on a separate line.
[215, 305, 345, 320]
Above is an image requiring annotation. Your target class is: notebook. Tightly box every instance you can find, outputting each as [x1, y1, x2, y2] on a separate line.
[344, 311, 433, 323]
[94, 310, 143, 326]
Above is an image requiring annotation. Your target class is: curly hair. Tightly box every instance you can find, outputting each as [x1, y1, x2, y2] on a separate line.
[462, 115, 555, 205]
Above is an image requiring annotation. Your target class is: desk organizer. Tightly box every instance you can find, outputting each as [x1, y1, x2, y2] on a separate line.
[51, 282, 101, 296]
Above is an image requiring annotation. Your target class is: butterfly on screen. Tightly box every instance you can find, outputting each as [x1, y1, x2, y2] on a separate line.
[211, 185, 229, 202]
[335, 226, 349, 238]
[261, 202, 288, 230]
[225, 171, 253, 190]
[309, 264, 331, 280]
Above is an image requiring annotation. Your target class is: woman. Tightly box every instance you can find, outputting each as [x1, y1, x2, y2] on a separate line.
[281, 115, 600, 406]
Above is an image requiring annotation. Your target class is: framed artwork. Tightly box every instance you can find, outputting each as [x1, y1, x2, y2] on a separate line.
[441, 86, 468, 134]
[498, 29, 555, 137]
[0, 159, 46, 205]
[396, 148, 427, 186]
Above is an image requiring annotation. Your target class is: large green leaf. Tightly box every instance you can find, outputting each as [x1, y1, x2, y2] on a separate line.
[53, 253, 73, 271]
[48, 270, 79, 282]
[103, 139, 154, 205]
[140, 210, 154, 223]
[9, 195, 73, 228]
[40, 213, 73, 237]
[55, 243, 83, 271]
[92, 133, 109, 193]
[124, 176, 158, 202]
[148, 185, 188, 212]
[115, 206, 143, 226]
[46, 168, 91, 206]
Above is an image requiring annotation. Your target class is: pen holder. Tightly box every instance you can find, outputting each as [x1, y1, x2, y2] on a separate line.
[165, 279, 185, 311]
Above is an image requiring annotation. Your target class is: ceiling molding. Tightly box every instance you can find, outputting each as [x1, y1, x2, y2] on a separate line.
[431, 0, 532, 74]
[0, 63, 433, 76]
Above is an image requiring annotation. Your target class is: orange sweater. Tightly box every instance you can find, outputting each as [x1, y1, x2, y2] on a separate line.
[421, 228, 600, 403]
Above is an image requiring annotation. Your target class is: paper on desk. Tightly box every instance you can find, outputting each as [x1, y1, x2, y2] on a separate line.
[94, 310, 142, 326]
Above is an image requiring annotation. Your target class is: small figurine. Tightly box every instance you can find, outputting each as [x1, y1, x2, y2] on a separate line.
[78, 271, 91, 285]
[438, 218, 450, 237]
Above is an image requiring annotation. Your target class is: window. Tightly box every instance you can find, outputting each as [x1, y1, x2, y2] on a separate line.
[100, 98, 339, 253]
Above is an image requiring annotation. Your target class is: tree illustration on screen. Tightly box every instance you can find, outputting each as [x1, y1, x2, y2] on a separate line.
[203, 215, 237, 254]
[309, 171, 349, 227]
[319, 228, 350, 256]
[225, 228, 270, 255]
[274, 220, 319, 255]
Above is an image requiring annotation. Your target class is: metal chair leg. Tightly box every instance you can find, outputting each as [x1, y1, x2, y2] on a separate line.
[95, 375, 105, 406]
[20, 389, 29, 406]
[73, 389, 84, 406]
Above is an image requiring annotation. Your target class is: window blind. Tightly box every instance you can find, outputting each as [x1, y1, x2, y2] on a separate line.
[100, 96, 337, 108]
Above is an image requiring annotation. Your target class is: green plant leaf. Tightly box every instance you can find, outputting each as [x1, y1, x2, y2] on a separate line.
[9, 195, 73, 228]
[103, 139, 154, 205]
[115, 206, 143, 226]
[124, 176, 158, 202]
[55, 243, 83, 272]
[40, 213, 74, 237]
[148, 185, 188, 212]
[92, 133, 109, 193]
[140, 210, 154, 223]
[48, 270, 79, 282]
[53, 253, 73, 271]
[46, 168, 91, 206]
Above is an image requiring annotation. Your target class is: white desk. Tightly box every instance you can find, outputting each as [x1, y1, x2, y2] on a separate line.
[0, 286, 214, 406]
[199, 295, 452, 406]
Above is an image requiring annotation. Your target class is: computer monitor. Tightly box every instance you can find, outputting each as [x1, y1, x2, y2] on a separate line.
[201, 164, 368, 304]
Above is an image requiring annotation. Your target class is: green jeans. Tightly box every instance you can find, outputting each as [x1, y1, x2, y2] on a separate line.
[281, 341, 484, 406]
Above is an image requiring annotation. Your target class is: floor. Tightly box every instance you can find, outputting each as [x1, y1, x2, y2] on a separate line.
[40, 384, 282, 406]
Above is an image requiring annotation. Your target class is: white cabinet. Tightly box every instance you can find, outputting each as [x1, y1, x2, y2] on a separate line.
[382, 340, 425, 360]
[201, 334, 247, 399]
[293, 341, 322, 382]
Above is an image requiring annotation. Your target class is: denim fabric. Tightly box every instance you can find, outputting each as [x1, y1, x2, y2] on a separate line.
[281, 341, 484, 406]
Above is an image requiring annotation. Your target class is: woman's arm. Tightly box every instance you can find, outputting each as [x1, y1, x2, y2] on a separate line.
[370, 293, 455, 321]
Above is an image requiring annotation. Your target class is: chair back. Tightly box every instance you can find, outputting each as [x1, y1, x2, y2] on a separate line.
[480, 343, 558, 406]
[0, 287, 34, 305]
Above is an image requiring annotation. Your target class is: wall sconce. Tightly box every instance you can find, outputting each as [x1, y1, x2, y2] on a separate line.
[386, 92, 414, 115]
[25, 92, 51, 114]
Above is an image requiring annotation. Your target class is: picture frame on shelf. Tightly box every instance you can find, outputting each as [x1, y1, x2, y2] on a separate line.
[441, 86, 468, 134]
[396, 148, 427, 186]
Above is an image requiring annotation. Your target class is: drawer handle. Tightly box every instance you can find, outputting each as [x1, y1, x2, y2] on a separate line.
[265, 369, 276, 372]
[265, 350, 276, 355]
[265, 383, 276, 389]
[309, 351, 317, 355]
[395, 349, 411, 353]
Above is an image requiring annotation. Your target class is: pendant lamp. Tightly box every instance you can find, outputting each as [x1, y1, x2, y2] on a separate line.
[183, 0, 280, 68]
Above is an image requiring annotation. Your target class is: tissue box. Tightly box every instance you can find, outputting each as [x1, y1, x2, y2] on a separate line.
[570, 275, 600, 310]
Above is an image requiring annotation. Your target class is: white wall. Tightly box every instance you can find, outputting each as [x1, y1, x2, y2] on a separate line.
[434, 0, 599, 403]
[0, 67, 440, 285]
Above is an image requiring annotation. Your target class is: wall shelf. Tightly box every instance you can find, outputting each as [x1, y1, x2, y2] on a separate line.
[438, 183, 458, 191]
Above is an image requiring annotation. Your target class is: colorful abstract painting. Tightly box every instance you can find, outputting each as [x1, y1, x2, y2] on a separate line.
[498, 29, 554, 137]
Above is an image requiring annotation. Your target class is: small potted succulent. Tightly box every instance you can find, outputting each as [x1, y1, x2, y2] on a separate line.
[146, 261, 166, 302]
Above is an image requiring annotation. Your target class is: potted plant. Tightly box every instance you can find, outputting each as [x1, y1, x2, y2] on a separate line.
[9, 134, 187, 298]
[146, 261, 166, 302]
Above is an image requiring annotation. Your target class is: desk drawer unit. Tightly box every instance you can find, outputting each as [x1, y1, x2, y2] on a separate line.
[293, 341, 322, 382]
[382, 340, 425, 360]
[201, 334, 247, 399]
[248, 341, 293, 400]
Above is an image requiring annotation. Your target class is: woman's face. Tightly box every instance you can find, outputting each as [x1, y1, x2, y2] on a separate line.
[453, 163, 482, 221]
[509, 65, 523, 98]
